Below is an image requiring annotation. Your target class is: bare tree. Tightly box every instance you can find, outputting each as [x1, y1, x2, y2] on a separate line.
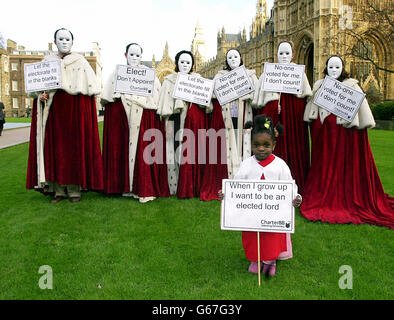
[336, 0, 393, 74]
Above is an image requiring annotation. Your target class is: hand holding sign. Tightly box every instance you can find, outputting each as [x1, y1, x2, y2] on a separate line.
[221, 179, 295, 233]
[39, 92, 49, 102]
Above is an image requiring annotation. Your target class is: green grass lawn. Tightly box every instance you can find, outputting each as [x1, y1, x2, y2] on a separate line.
[4, 118, 32, 123]
[0, 126, 393, 300]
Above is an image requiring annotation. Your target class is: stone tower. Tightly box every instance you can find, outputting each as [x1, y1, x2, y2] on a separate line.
[251, 0, 269, 38]
[191, 21, 207, 65]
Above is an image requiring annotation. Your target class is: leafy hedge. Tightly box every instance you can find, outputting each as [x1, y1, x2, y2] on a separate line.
[370, 101, 394, 121]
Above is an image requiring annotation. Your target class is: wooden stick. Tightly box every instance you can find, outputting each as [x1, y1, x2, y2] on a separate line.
[257, 232, 261, 287]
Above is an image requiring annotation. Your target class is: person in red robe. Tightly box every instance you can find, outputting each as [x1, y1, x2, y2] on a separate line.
[200, 49, 258, 201]
[301, 56, 394, 229]
[158, 50, 210, 198]
[252, 41, 312, 195]
[26, 28, 103, 203]
[101, 43, 170, 202]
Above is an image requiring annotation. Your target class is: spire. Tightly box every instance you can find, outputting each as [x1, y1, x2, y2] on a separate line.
[164, 42, 169, 57]
[251, 0, 269, 38]
[257, 0, 268, 19]
[191, 22, 207, 62]
[195, 20, 202, 33]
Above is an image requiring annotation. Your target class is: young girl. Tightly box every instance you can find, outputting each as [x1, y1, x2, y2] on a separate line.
[220, 114, 302, 276]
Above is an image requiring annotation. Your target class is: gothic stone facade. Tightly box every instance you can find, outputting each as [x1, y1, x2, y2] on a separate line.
[198, 0, 393, 100]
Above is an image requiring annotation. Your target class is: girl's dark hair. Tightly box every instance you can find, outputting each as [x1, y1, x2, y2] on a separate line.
[224, 48, 244, 70]
[54, 28, 74, 42]
[323, 55, 350, 82]
[175, 50, 194, 73]
[125, 42, 143, 55]
[244, 114, 283, 142]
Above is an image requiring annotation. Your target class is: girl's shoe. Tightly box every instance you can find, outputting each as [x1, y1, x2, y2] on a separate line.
[268, 264, 276, 276]
[262, 263, 270, 275]
[248, 262, 260, 274]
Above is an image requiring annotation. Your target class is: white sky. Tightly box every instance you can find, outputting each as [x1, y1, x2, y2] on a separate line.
[1, 0, 273, 80]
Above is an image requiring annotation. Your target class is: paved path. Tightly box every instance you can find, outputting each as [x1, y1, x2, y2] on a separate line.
[4, 123, 31, 130]
[0, 126, 31, 150]
[0, 116, 103, 150]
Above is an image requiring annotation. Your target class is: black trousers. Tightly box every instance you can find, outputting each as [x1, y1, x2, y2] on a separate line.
[232, 117, 238, 130]
[168, 113, 181, 152]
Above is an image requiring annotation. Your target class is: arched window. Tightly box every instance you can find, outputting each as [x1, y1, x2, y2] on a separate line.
[351, 38, 380, 82]
[4, 58, 9, 72]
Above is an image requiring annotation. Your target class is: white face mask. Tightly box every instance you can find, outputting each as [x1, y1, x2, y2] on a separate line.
[327, 56, 343, 80]
[55, 29, 73, 54]
[277, 42, 293, 64]
[226, 49, 241, 70]
[178, 53, 193, 74]
[126, 44, 142, 67]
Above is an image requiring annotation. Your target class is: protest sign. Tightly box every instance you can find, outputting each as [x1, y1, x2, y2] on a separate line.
[221, 179, 295, 233]
[313, 76, 365, 122]
[172, 73, 214, 107]
[114, 64, 156, 96]
[214, 65, 254, 106]
[24, 60, 62, 93]
[261, 62, 305, 94]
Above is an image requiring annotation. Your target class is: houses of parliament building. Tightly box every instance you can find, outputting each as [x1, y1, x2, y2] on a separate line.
[196, 0, 393, 101]
[0, 0, 392, 117]
[139, 0, 392, 103]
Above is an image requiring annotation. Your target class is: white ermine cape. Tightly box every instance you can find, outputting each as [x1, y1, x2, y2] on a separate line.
[303, 78, 375, 129]
[29, 53, 100, 185]
[101, 65, 161, 192]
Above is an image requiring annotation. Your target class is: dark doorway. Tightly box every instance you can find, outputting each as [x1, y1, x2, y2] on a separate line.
[305, 43, 314, 85]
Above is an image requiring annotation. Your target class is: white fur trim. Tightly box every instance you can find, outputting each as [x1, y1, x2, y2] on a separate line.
[30, 53, 100, 187]
[304, 78, 375, 129]
[253, 64, 312, 109]
[213, 68, 258, 177]
[101, 66, 162, 192]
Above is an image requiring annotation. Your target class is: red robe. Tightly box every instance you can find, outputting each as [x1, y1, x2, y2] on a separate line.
[176, 103, 209, 198]
[102, 100, 170, 198]
[199, 99, 229, 201]
[242, 155, 292, 261]
[254, 99, 280, 125]
[256, 94, 309, 195]
[102, 100, 130, 194]
[26, 90, 104, 191]
[300, 114, 394, 229]
[131, 109, 170, 198]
